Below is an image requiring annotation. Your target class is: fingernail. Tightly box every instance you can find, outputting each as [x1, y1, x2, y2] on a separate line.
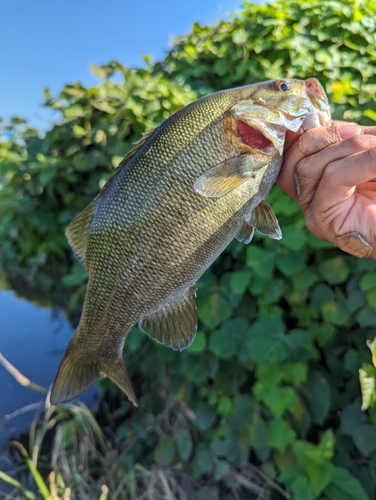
[337, 123, 362, 139]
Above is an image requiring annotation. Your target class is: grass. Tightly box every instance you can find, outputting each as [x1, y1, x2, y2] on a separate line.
[0, 354, 289, 500]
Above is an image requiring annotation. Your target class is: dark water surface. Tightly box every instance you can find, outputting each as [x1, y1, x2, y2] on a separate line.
[0, 289, 97, 470]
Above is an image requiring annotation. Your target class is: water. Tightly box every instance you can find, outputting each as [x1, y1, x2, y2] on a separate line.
[0, 289, 97, 470]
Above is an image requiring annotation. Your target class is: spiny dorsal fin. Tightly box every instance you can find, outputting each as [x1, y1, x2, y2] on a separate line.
[96, 128, 156, 200]
[139, 285, 197, 351]
[193, 153, 270, 198]
[236, 221, 255, 244]
[249, 200, 282, 240]
[119, 128, 156, 167]
[65, 202, 95, 266]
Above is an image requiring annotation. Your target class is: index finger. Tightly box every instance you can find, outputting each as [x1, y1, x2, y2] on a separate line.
[278, 123, 362, 199]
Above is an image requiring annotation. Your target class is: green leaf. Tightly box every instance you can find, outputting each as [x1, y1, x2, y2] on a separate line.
[267, 418, 296, 452]
[341, 400, 367, 436]
[209, 318, 248, 359]
[154, 436, 176, 466]
[280, 224, 306, 250]
[284, 329, 315, 360]
[351, 423, 376, 456]
[230, 270, 252, 294]
[299, 371, 330, 425]
[292, 267, 319, 290]
[292, 440, 334, 494]
[247, 316, 288, 365]
[318, 256, 350, 284]
[61, 263, 87, 287]
[322, 300, 350, 325]
[280, 466, 317, 500]
[209, 329, 237, 359]
[275, 248, 306, 276]
[246, 246, 274, 278]
[198, 487, 219, 500]
[325, 466, 369, 500]
[192, 443, 213, 477]
[359, 270, 376, 291]
[356, 305, 376, 326]
[195, 402, 217, 430]
[187, 331, 207, 354]
[310, 284, 334, 310]
[214, 460, 230, 480]
[254, 383, 297, 418]
[365, 288, 376, 309]
[177, 428, 193, 461]
[63, 104, 85, 119]
[197, 291, 232, 328]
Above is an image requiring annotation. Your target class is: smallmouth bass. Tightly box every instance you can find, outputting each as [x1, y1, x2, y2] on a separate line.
[51, 78, 331, 406]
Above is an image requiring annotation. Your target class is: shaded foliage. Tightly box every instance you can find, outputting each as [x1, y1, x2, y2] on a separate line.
[1, 0, 376, 498]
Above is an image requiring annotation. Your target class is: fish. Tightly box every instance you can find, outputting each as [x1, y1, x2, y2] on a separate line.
[50, 78, 331, 406]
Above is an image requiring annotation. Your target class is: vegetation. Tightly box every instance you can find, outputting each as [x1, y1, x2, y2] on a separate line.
[1, 0, 376, 498]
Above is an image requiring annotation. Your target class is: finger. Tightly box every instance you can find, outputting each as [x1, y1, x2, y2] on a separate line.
[296, 134, 376, 212]
[284, 129, 303, 152]
[278, 123, 362, 198]
[362, 125, 376, 136]
[305, 146, 376, 241]
[335, 122, 376, 137]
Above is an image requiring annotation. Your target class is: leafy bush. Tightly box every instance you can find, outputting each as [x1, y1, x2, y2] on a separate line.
[1, 0, 376, 498]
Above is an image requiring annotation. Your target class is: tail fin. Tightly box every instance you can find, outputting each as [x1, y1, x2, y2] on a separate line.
[50, 343, 138, 407]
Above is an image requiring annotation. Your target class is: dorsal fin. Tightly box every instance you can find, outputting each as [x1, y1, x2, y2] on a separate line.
[96, 128, 156, 200]
[119, 129, 156, 167]
[65, 202, 95, 266]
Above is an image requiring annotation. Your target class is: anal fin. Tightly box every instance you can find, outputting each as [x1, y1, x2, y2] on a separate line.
[139, 285, 197, 351]
[249, 200, 282, 240]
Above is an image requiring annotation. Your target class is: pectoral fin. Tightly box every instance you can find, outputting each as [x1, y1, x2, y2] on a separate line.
[139, 285, 197, 351]
[194, 154, 269, 198]
[65, 202, 95, 266]
[249, 200, 282, 240]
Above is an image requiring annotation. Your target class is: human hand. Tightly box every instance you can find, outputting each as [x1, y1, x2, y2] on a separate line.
[277, 122, 376, 259]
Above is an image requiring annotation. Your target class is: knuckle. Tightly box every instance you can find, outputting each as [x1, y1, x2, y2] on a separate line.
[295, 157, 313, 177]
[305, 210, 319, 236]
[347, 134, 376, 150]
[305, 210, 330, 241]
[305, 210, 318, 235]
[321, 160, 338, 186]
[363, 146, 376, 164]
[299, 129, 334, 155]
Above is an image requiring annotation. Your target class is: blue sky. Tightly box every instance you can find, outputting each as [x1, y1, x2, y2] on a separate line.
[2, 0, 243, 131]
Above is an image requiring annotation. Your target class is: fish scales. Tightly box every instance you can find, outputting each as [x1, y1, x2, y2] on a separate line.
[50, 79, 331, 405]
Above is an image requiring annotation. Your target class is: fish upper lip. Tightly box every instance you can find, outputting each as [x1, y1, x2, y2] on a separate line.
[278, 107, 309, 120]
[254, 99, 312, 122]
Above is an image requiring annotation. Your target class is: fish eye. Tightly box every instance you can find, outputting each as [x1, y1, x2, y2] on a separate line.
[275, 80, 291, 92]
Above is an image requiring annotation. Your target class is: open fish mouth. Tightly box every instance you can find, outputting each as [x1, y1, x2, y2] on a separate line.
[234, 108, 310, 156]
[237, 120, 275, 153]
[232, 78, 331, 155]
